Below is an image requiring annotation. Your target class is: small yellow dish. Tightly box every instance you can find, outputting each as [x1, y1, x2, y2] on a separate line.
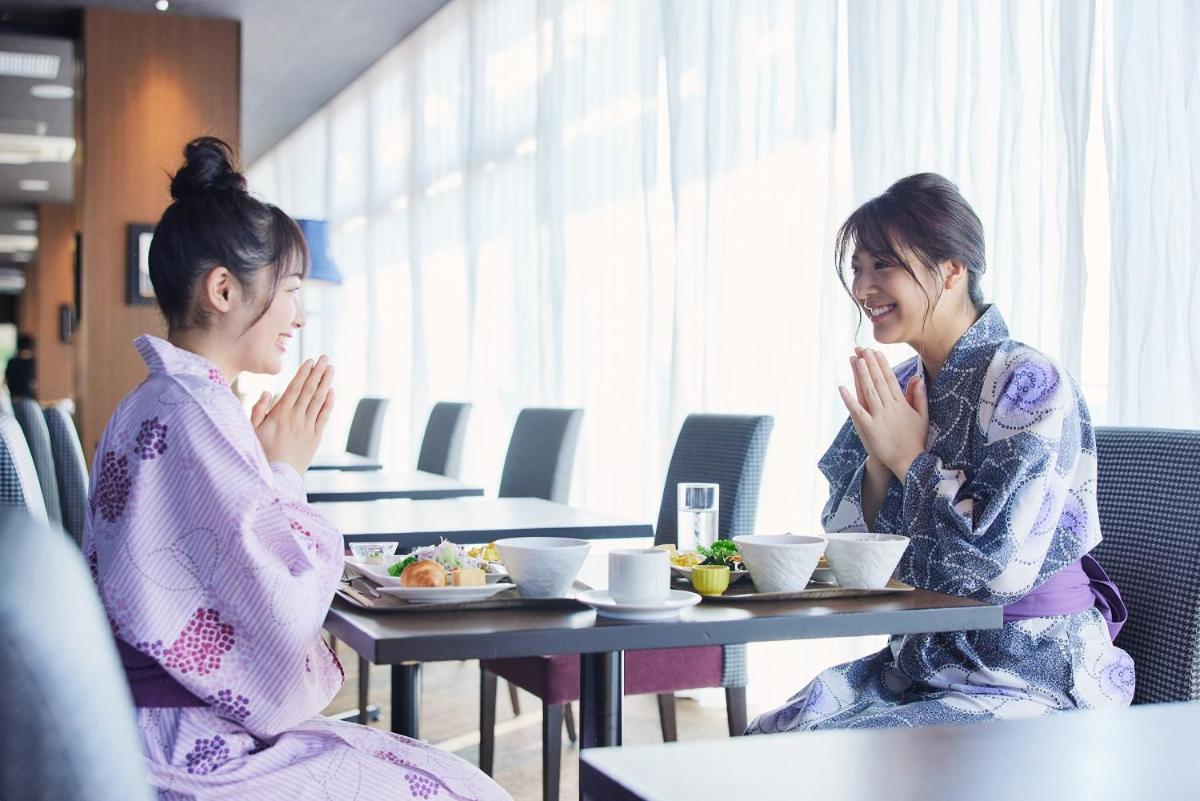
[691, 564, 731, 596]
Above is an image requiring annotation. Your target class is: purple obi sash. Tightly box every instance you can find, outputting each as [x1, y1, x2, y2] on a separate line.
[116, 638, 207, 708]
[1002, 554, 1127, 641]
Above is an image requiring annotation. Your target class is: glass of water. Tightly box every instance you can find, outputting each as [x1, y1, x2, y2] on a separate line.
[677, 483, 719, 551]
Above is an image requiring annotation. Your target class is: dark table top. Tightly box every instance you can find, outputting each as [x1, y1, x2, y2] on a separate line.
[314, 497, 654, 546]
[580, 700, 1200, 801]
[323, 540, 1000, 664]
[307, 451, 383, 472]
[304, 469, 484, 502]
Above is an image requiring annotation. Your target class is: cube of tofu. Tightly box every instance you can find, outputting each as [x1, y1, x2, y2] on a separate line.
[450, 567, 487, 587]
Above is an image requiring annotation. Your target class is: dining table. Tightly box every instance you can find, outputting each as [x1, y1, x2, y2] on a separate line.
[323, 539, 1002, 757]
[579, 700, 1199, 801]
[314, 496, 653, 547]
[304, 469, 484, 502]
[307, 451, 383, 472]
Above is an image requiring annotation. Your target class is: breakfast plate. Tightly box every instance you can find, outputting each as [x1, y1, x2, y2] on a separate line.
[345, 556, 510, 587]
[374, 584, 512, 603]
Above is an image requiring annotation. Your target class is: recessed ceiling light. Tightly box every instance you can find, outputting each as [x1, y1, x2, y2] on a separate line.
[156, 0, 170, 11]
[10, 252, 32, 263]
[14, 219, 37, 232]
[18, 179, 50, 192]
[0, 235, 37, 252]
[29, 84, 73, 100]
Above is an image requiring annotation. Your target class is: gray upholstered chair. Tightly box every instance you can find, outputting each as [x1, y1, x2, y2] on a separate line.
[44, 402, 89, 546]
[0, 412, 48, 523]
[345, 397, 390, 460]
[0, 508, 153, 801]
[12, 397, 61, 527]
[1092, 426, 1200, 703]
[416, 401, 472, 478]
[497, 407, 585, 503]
[481, 413, 774, 801]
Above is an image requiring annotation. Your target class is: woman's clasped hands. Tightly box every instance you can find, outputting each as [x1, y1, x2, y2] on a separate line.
[252, 355, 336, 476]
[838, 347, 928, 483]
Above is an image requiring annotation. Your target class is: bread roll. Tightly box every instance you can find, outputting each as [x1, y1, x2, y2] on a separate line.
[401, 559, 447, 588]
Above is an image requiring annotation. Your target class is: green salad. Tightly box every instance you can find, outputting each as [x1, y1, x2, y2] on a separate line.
[697, 539, 745, 570]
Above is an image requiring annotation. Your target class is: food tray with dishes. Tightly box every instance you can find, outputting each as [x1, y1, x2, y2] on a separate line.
[671, 575, 914, 602]
[338, 563, 592, 612]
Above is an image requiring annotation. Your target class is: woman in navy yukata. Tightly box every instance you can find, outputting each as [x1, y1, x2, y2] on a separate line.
[749, 173, 1134, 733]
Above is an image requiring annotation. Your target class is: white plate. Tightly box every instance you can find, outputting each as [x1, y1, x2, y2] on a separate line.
[670, 565, 752, 585]
[345, 557, 509, 587]
[374, 583, 513, 603]
[577, 589, 701, 621]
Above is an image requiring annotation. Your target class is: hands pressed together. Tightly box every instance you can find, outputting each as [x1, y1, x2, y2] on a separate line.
[252, 355, 335, 476]
[838, 347, 928, 483]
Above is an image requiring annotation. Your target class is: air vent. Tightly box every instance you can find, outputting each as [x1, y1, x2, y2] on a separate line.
[0, 133, 76, 165]
[0, 51, 60, 80]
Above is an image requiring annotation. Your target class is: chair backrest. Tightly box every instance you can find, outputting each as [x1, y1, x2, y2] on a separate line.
[1091, 426, 1200, 704]
[654, 414, 775, 546]
[0, 508, 153, 801]
[43, 402, 89, 546]
[498, 407, 584, 503]
[345, 397, 390, 460]
[0, 412, 47, 523]
[12, 397, 61, 527]
[416, 401, 472, 478]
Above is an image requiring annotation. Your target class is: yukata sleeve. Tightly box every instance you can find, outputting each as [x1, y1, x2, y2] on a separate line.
[898, 352, 1090, 603]
[819, 418, 905, 533]
[108, 392, 344, 740]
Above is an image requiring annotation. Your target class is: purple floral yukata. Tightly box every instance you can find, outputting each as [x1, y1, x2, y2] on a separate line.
[83, 336, 511, 801]
[749, 305, 1134, 734]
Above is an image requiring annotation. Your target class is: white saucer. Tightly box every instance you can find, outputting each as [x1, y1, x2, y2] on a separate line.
[577, 589, 701, 621]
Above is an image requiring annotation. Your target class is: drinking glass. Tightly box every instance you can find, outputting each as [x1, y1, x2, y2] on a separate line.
[677, 482, 719, 551]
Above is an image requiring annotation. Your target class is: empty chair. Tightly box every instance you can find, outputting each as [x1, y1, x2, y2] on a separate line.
[1092, 426, 1200, 703]
[416, 401, 472, 478]
[345, 397, 390, 460]
[44, 402, 89, 546]
[498, 407, 585, 502]
[12, 397, 61, 527]
[0, 507, 153, 801]
[481, 413, 774, 801]
[0, 412, 48, 523]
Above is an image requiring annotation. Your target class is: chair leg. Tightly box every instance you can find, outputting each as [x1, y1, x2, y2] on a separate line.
[480, 670, 498, 776]
[506, 679, 522, 716]
[656, 693, 678, 742]
[725, 686, 748, 737]
[564, 702, 577, 744]
[542, 702, 563, 801]
[357, 655, 371, 725]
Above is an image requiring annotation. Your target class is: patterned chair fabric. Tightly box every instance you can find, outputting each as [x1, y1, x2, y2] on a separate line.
[0, 508, 153, 801]
[1091, 426, 1200, 704]
[0, 412, 48, 523]
[44, 402, 89, 546]
[497, 408, 584, 503]
[345, 397, 390, 460]
[12, 397, 61, 527]
[416, 402, 472, 478]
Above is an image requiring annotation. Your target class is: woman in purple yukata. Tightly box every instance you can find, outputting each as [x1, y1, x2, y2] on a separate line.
[82, 137, 511, 800]
[750, 173, 1134, 734]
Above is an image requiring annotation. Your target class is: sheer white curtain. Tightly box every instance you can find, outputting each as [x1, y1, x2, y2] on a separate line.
[1102, 0, 1200, 427]
[246, 0, 1200, 535]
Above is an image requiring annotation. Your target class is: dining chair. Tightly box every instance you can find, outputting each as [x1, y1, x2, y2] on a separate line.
[416, 401, 472, 478]
[43, 402, 89, 547]
[345, 397, 390, 460]
[1092, 426, 1200, 703]
[12, 397, 61, 527]
[480, 413, 774, 801]
[0, 507, 153, 801]
[0, 412, 48, 523]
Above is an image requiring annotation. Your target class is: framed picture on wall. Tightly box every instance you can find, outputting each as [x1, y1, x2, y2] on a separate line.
[126, 223, 156, 305]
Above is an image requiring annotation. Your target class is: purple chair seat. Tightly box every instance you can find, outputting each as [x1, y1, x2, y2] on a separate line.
[481, 646, 724, 706]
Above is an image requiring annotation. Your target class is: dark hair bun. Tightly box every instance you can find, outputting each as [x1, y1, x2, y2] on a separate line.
[170, 136, 246, 201]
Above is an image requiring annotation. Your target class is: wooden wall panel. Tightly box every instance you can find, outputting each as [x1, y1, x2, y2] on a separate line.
[21, 203, 77, 402]
[79, 7, 239, 455]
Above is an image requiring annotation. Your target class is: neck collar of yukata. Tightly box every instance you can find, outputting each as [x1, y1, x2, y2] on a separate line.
[915, 304, 1010, 385]
[134, 335, 230, 388]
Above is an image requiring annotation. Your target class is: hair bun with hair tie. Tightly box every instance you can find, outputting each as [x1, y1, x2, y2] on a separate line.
[169, 136, 247, 201]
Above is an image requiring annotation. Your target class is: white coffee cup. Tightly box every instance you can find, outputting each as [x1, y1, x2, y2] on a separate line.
[607, 548, 670, 605]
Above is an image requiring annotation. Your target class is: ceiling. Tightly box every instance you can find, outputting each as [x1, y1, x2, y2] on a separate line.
[0, 0, 449, 277]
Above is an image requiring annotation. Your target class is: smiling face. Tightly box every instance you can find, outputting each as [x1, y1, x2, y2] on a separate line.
[850, 246, 944, 345]
[233, 269, 305, 375]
